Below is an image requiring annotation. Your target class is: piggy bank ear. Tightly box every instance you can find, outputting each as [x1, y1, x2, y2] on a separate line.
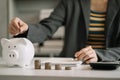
[18, 38, 27, 45]
[1, 38, 10, 47]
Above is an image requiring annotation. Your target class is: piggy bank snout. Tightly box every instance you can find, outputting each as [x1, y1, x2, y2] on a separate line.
[8, 50, 19, 60]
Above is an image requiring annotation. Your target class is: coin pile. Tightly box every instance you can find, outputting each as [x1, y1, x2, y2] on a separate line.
[34, 60, 41, 69]
[45, 62, 51, 70]
[55, 64, 62, 70]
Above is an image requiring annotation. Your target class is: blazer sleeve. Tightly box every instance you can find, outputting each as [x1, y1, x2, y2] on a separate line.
[95, 47, 120, 62]
[96, 32, 120, 61]
[15, 0, 66, 43]
[95, 5, 120, 62]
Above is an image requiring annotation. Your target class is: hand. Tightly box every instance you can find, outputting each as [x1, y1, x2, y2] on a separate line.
[74, 46, 98, 64]
[9, 17, 28, 36]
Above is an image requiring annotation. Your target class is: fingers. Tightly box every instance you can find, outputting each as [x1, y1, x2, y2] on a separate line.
[9, 17, 28, 36]
[74, 46, 98, 63]
[9, 25, 19, 35]
[85, 57, 98, 64]
[75, 46, 92, 59]
[9, 18, 19, 35]
[83, 51, 95, 61]
[18, 20, 28, 34]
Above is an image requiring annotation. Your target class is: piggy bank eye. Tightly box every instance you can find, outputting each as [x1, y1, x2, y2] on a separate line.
[8, 46, 10, 48]
[14, 46, 16, 48]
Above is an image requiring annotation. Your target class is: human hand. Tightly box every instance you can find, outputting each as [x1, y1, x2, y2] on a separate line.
[74, 46, 98, 64]
[9, 17, 28, 36]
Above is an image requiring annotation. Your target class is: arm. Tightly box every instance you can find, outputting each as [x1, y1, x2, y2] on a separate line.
[75, 21, 120, 63]
[27, 0, 67, 43]
[95, 47, 120, 62]
[96, 9, 120, 62]
[13, 0, 67, 43]
[96, 33, 120, 61]
[74, 46, 120, 63]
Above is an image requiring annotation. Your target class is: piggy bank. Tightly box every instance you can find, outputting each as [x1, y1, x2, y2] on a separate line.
[1, 38, 35, 68]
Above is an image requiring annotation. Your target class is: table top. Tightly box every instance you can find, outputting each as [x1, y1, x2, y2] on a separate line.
[0, 57, 120, 80]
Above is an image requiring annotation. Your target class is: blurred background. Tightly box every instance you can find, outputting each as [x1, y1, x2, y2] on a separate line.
[0, 0, 64, 57]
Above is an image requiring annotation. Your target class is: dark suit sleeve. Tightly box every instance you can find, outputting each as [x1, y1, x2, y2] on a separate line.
[15, 0, 66, 43]
[95, 21, 120, 62]
[95, 6, 120, 62]
[95, 47, 120, 62]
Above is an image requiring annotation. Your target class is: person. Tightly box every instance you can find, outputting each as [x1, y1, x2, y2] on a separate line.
[9, 0, 120, 64]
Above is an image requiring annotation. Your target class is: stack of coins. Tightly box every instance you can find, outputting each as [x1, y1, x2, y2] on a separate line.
[55, 64, 62, 70]
[34, 60, 41, 69]
[65, 66, 72, 70]
[45, 62, 51, 70]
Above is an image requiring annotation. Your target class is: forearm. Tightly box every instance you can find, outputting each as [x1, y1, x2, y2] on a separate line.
[14, 0, 66, 43]
[26, 24, 53, 43]
[95, 47, 120, 62]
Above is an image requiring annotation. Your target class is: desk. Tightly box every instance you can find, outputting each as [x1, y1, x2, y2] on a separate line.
[0, 57, 120, 80]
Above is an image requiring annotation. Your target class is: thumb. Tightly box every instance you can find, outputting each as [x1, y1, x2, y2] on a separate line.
[18, 20, 28, 34]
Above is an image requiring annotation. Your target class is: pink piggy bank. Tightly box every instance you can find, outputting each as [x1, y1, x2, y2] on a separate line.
[1, 38, 35, 68]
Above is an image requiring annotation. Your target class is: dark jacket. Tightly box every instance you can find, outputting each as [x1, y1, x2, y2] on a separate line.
[18, 0, 120, 61]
